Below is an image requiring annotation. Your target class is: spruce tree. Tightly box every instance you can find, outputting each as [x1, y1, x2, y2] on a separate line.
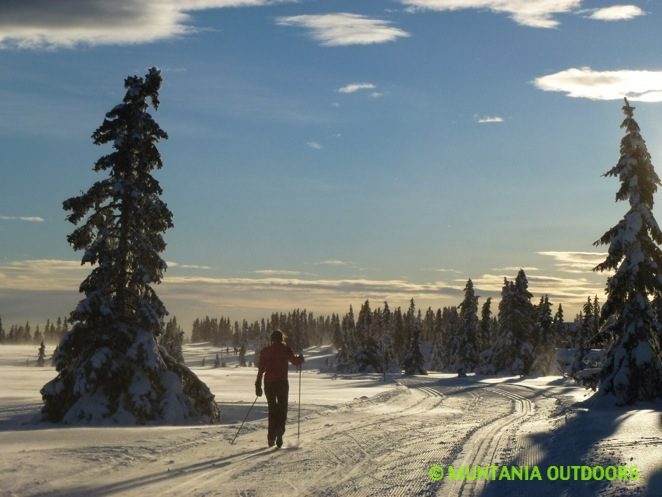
[402, 300, 427, 375]
[571, 300, 593, 379]
[354, 300, 381, 372]
[593, 98, 662, 404]
[336, 305, 356, 372]
[455, 279, 479, 376]
[378, 302, 397, 375]
[41, 68, 219, 424]
[160, 316, 184, 363]
[37, 340, 46, 367]
[532, 295, 555, 375]
[441, 306, 459, 370]
[478, 298, 493, 355]
[552, 304, 566, 346]
[239, 344, 246, 367]
[489, 270, 535, 375]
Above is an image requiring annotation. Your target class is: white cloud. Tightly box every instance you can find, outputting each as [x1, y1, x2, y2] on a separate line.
[476, 115, 504, 124]
[492, 266, 539, 272]
[587, 5, 645, 21]
[370, 92, 384, 98]
[0, 259, 86, 291]
[254, 269, 305, 276]
[470, 271, 603, 303]
[400, 0, 581, 28]
[534, 67, 662, 102]
[167, 261, 212, 270]
[276, 13, 410, 46]
[0, 0, 289, 49]
[537, 251, 607, 273]
[0, 215, 45, 222]
[421, 267, 462, 274]
[337, 82, 376, 94]
[307, 141, 323, 150]
[317, 259, 348, 266]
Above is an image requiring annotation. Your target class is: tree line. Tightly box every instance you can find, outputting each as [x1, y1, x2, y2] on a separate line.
[189, 310, 339, 353]
[0, 316, 68, 345]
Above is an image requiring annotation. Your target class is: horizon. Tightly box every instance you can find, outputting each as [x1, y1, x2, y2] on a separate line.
[2, 1, 662, 328]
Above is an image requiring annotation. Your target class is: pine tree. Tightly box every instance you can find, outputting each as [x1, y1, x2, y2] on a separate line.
[160, 316, 184, 363]
[571, 298, 593, 379]
[478, 298, 493, 355]
[378, 302, 398, 376]
[33, 325, 43, 345]
[429, 309, 445, 371]
[41, 68, 219, 424]
[552, 304, 566, 346]
[44, 319, 52, 343]
[489, 270, 535, 375]
[455, 279, 479, 376]
[336, 306, 356, 372]
[593, 296, 601, 337]
[402, 300, 427, 375]
[532, 295, 556, 375]
[593, 98, 662, 404]
[37, 341, 46, 367]
[239, 344, 246, 367]
[354, 300, 381, 372]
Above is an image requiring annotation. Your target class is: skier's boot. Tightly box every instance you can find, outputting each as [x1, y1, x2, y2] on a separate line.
[276, 434, 283, 448]
[268, 437, 275, 448]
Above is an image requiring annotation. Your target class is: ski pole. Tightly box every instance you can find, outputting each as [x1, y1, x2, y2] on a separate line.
[297, 365, 302, 443]
[231, 396, 258, 445]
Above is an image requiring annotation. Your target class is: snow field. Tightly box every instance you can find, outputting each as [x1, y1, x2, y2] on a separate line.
[0, 344, 660, 497]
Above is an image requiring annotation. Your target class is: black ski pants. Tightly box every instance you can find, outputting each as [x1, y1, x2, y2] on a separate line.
[264, 379, 289, 441]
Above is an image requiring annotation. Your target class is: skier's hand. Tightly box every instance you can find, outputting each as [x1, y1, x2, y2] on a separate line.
[255, 381, 263, 397]
[297, 354, 305, 363]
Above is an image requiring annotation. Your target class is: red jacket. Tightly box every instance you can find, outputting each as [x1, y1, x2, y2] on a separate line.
[257, 343, 303, 383]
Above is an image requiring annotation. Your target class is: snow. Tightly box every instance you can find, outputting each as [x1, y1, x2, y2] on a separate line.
[0, 344, 660, 496]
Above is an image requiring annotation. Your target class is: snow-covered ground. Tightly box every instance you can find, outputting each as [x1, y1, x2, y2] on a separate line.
[0, 344, 659, 497]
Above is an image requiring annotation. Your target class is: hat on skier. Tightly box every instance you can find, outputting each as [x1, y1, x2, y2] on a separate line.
[270, 329, 284, 343]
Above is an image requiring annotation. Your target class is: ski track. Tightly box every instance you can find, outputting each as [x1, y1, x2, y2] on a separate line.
[2, 379, 563, 497]
[440, 385, 537, 497]
[150, 379, 536, 497]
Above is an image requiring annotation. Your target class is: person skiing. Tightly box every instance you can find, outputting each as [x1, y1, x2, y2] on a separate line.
[255, 330, 304, 448]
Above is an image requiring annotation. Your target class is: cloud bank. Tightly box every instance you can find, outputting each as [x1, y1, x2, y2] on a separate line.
[537, 251, 607, 273]
[0, 0, 288, 49]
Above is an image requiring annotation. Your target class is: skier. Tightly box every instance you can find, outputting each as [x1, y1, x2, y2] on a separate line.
[255, 330, 304, 448]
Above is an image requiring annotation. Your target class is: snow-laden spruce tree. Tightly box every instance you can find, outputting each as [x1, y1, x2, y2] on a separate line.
[354, 300, 382, 372]
[41, 68, 220, 424]
[455, 279, 479, 376]
[488, 270, 535, 375]
[336, 305, 357, 372]
[570, 298, 592, 379]
[593, 98, 662, 404]
[429, 309, 445, 371]
[402, 300, 427, 375]
[531, 295, 556, 375]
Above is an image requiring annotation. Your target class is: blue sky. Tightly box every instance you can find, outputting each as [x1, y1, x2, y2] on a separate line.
[1, 0, 662, 328]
